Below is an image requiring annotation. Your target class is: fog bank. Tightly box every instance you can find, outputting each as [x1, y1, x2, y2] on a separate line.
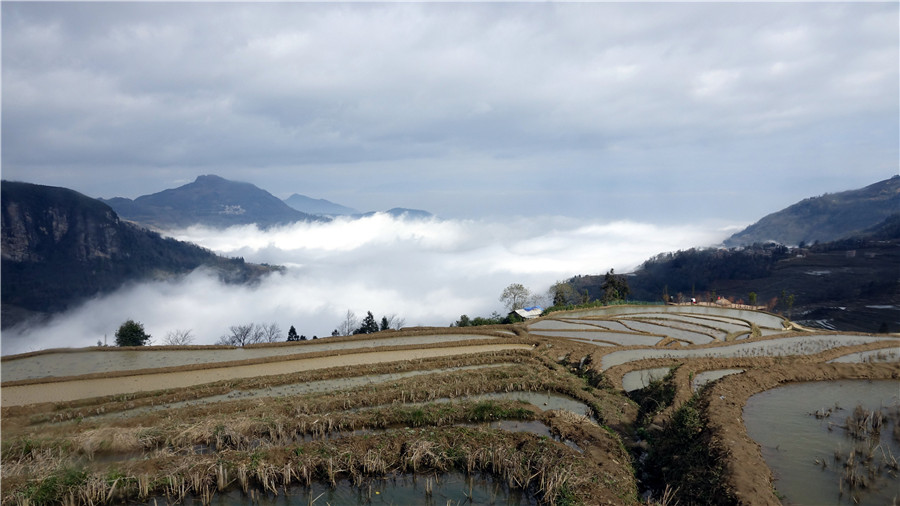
[2, 215, 733, 355]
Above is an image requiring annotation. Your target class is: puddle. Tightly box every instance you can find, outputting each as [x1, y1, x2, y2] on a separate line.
[621, 368, 671, 392]
[139, 471, 537, 505]
[690, 369, 743, 392]
[744, 380, 900, 505]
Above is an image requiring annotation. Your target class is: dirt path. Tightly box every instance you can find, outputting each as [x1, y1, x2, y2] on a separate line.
[1, 344, 532, 406]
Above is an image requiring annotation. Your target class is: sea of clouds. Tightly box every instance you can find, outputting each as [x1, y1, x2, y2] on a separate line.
[1, 215, 737, 355]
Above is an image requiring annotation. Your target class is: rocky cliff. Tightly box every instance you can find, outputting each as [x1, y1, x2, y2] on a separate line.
[1, 181, 277, 328]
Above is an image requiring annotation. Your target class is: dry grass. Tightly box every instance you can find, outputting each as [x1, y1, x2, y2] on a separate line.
[4, 307, 894, 506]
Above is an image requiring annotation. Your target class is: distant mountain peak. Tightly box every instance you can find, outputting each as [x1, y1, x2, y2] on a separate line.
[103, 175, 323, 229]
[283, 193, 358, 216]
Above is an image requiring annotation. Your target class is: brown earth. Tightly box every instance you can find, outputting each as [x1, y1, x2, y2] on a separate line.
[3, 308, 898, 506]
[1, 343, 532, 406]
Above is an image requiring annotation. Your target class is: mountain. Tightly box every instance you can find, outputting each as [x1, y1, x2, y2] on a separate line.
[1, 181, 278, 329]
[568, 213, 900, 333]
[724, 176, 900, 248]
[283, 193, 358, 216]
[361, 208, 434, 220]
[102, 175, 323, 230]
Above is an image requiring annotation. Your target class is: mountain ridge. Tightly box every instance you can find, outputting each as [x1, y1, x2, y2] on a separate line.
[283, 193, 358, 216]
[723, 175, 899, 247]
[102, 175, 323, 230]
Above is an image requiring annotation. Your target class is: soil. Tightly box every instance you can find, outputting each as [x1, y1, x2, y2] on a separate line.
[1, 343, 532, 406]
[3, 306, 897, 506]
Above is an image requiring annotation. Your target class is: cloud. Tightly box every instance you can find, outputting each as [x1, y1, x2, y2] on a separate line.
[2, 2, 896, 221]
[1, 214, 732, 355]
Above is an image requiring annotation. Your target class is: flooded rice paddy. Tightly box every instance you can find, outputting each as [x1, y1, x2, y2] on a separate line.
[85, 364, 512, 420]
[621, 367, 671, 392]
[144, 472, 537, 506]
[690, 368, 744, 392]
[828, 347, 900, 364]
[529, 305, 790, 350]
[744, 380, 900, 506]
[556, 304, 785, 329]
[1, 344, 532, 406]
[599, 334, 898, 370]
[4, 304, 896, 506]
[2, 334, 500, 381]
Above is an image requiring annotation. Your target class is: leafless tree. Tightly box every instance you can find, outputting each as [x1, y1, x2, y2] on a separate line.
[337, 310, 359, 336]
[218, 323, 264, 346]
[163, 328, 194, 346]
[382, 313, 406, 330]
[260, 322, 282, 342]
[500, 283, 531, 311]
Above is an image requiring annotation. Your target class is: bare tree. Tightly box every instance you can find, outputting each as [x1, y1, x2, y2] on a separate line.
[337, 310, 359, 336]
[499, 283, 531, 311]
[163, 329, 194, 346]
[381, 313, 406, 331]
[218, 323, 264, 346]
[260, 322, 282, 343]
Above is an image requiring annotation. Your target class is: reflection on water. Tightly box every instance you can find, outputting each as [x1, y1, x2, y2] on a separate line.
[621, 367, 670, 392]
[690, 369, 743, 392]
[139, 472, 537, 505]
[744, 380, 900, 506]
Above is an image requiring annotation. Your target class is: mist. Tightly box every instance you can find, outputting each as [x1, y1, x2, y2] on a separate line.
[1, 215, 734, 355]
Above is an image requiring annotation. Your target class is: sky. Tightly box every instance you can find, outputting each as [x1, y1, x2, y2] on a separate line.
[1, 2, 898, 353]
[2, 2, 897, 221]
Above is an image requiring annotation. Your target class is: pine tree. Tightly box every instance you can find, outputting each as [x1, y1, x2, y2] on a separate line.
[355, 311, 379, 334]
[287, 325, 299, 342]
[600, 269, 630, 303]
[115, 319, 151, 347]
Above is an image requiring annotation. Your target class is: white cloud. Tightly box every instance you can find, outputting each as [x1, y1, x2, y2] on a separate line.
[1, 215, 732, 355]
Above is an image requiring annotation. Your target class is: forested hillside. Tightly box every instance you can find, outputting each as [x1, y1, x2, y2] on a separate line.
[102, 175, 323, 230]
[2, 181, 278, 329]
[724, 175, 899, 247]
[569, 214, 900, 333]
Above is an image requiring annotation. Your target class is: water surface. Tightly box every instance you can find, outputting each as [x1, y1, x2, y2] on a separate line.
[743, 380, 900, 505]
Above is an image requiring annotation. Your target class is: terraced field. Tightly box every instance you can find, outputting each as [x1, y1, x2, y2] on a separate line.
[2, 306, 897, 505]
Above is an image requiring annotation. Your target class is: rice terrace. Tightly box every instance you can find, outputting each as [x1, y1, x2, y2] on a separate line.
[2, 304, 897, 506]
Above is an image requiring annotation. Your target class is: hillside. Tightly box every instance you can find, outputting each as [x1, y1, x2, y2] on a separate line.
[570, 214, 900, 333]
[723, 175, 899, 247]
[1, 181, 279, 329]
[102, 175, 323, 230]
[283, 193, 358, 216]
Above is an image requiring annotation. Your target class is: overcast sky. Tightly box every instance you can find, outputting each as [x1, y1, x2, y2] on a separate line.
[2, 2, 897, 221]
